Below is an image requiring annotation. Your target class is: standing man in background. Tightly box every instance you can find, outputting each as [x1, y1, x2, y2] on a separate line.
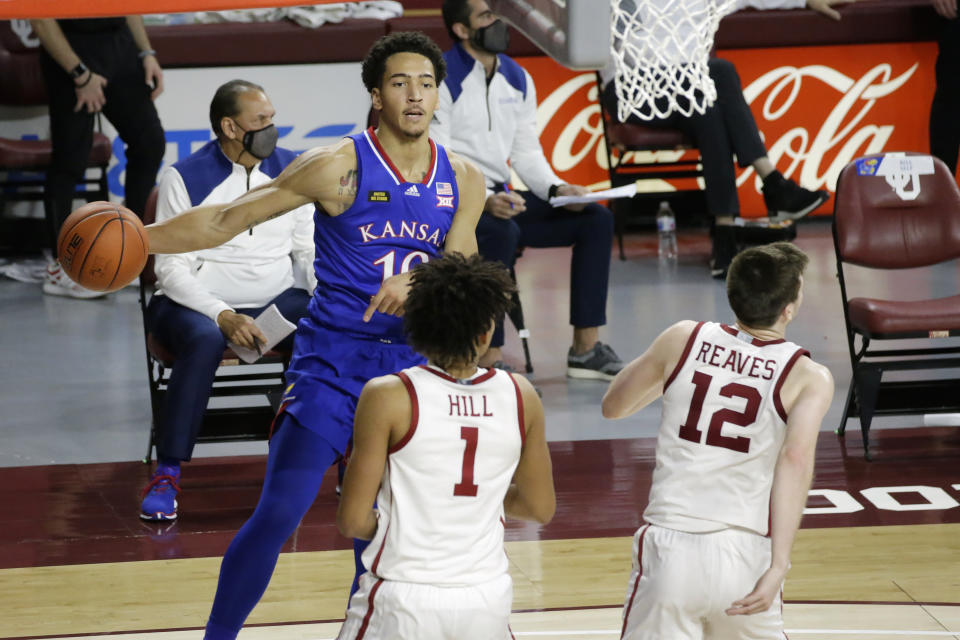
[31, 16, 166, 298]
[139, 79, 314, 522]
[602, 242, 833, 639]
[434, 0, 625, 381]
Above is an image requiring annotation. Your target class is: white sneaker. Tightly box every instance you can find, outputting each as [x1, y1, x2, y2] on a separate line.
[42, 262, 107, 299]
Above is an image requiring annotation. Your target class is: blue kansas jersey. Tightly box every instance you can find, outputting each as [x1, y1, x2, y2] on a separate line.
[308, 127, 459, 340]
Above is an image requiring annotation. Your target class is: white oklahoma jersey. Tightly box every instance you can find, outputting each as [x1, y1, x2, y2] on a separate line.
[644, 321, 810, 535]
[362, 363, 525, 585]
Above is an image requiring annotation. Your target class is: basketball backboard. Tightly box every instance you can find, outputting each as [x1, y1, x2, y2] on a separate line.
[489, 0, 610, 70]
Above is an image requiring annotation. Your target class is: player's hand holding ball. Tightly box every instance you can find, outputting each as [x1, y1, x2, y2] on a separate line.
[56, 201, 150, 292]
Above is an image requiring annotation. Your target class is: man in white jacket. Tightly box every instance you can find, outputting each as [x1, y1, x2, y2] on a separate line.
[434, 0, 624, 381]
[140, 79, 314, 522]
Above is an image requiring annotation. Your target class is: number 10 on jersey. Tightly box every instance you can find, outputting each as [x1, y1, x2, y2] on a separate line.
[374, 250, 430, 283]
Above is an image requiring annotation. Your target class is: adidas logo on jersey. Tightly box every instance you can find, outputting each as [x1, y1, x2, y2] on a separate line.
[404, 185, 420, 197]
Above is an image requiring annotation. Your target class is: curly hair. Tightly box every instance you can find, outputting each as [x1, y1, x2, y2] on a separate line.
[361, 31, 447, 92]
[726, 242, 809, 328]
[404, 253, 516, 370]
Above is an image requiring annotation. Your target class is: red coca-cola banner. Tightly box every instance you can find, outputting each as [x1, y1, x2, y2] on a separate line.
[520, 42, 938, 217]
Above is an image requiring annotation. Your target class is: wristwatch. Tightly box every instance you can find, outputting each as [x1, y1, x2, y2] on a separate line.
[69, 62, 88, 80]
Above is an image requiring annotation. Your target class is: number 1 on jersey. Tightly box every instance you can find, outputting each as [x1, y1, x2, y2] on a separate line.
[454, 426, 479, 497]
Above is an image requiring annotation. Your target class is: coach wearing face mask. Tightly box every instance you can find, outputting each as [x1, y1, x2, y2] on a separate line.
[432, 0, 624, 380]
[139, 79, 315, 523]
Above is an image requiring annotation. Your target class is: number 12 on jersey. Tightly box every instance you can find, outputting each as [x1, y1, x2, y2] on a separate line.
[678, 371, 761, 453]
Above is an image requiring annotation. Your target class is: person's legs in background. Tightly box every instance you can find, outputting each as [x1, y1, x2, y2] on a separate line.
[38, 51, 105, 299]
[512, 192, 623, 380]
[101, 51, 165, 219]
[930, 19, 960, 177]
[140, 288, 311, 520]
[475, 211, 521, 369]
[141, 296, 230, 520]
[708, 59, 828, 222]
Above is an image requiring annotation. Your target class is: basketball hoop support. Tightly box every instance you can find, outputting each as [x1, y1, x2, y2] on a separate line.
[490, 0, 610, 70]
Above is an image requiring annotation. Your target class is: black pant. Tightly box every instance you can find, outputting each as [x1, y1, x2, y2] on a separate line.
[603, 58, 767, 216]
[930, 18, 960, 176]
[476, 191, 613, 348]
[40, 25, 165, 255]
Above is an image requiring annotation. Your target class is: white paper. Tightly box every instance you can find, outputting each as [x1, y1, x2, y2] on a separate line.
[548, 182, 639, 207]
[227, 303, 298, 364]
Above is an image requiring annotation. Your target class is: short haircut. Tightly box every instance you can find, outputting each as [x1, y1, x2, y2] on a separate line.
[209, 79, 264, 139]
[361, 31, 446, 92]
[404, 253, 516, 370]
[726, 242, 809, 329]
[442, 0, 472, 42]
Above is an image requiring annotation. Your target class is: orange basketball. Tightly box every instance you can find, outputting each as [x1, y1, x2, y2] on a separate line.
[57, 201, 150, 292]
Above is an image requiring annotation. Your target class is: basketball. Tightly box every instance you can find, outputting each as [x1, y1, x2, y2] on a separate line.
[57, 201, 150, 292]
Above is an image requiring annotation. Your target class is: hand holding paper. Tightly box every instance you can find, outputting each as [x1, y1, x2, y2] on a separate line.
[548, 181, 641, 207]
[227, 304, 298, 364]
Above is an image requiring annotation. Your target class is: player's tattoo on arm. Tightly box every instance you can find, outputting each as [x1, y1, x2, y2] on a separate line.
[338, 169, 359, 213]
[246, 210, 285, 232]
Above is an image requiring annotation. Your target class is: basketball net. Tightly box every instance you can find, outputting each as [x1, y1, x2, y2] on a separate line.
[610, 0, 738, 121]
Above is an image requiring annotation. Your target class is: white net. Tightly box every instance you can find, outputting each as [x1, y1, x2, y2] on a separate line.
[610, 0, 738, 121]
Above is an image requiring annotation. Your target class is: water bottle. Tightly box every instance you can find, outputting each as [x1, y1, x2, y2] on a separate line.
[656, 201, 678, 264]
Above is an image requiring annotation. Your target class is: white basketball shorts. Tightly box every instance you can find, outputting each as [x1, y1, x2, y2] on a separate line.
[620, 524, 786, 640]
[337, 571, 514, 640]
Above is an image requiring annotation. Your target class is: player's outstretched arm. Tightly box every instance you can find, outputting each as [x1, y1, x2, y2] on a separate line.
[337, 375, 411, 540]
[147, 141, 354, 255]
[503, 375, 555, 524]
[601, 320, 697, 419]
[726, 358, 834, 616]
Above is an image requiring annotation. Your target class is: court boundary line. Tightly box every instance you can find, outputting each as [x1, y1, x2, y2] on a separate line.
[6, 600, 960, 640]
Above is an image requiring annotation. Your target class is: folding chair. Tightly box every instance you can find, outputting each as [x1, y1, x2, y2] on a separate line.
[139, 187, 291, 462]
[833, 152, 960, 460]
[595, 72, 704, 260]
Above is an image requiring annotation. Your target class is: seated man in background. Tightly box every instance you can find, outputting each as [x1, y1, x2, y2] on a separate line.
[434, 0, 624, 381]
[140, 79, 314, 521]
[601, 0, 842, 277]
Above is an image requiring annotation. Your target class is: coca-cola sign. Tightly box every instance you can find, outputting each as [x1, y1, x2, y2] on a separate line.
[520, 42, 938, 217]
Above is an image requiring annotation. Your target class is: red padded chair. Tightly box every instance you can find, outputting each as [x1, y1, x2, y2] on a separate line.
[833, 152, 960, 459]
[138, 187, 292, 462]
[595, 73, 704, 260]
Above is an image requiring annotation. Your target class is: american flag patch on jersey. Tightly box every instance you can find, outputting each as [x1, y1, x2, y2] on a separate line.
[436, 182, 453, 195]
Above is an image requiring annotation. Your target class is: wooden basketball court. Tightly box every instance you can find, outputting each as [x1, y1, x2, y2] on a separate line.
[2, 422, 958, 640]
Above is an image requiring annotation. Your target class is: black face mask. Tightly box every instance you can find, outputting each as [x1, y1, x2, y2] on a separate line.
[232, 120, 278, 160]
[471, 19, 510, 54]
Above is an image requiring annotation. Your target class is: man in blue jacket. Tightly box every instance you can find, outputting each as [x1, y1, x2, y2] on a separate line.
[434, 0, 624, 381]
